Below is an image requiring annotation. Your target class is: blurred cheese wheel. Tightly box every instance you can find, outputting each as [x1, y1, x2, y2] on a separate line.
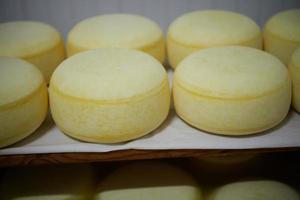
[0, 21, 65, 83]
[67, 14, 165, 63]
[49, 48, 170, 143]
[167, 10, 262, 69]
[95, 161, 203, 200]
[0, 164, 95, 200]
[207, 180, 300, 200]
[0, 57, 48, 148]
[289, 48, 300, 112]
[173, 46, 291, 135]
[264, 9, 300, 65]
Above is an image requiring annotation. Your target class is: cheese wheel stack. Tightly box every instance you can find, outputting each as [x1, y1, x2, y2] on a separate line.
[173, 46, 291, 135]
[0, 57, 48, 148]
[289, 48, 300, 112]
[95, 161, 203, 200]
[0, 21, 65, 83]
[67, 14, 165, 63]
[167, 10, 262, 69]
[264, 9, 300, 65]
[207, 180, 300, 200]
[49, 48, 170, 143]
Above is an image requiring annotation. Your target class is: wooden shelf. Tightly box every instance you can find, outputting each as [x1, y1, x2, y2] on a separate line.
[0, 147, 299, 167]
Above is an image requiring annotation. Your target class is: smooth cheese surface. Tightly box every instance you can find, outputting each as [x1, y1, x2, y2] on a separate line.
[289, 48, 300, 112]
[175, 46, 288, 99]
[0, 164, 95, 200]
[51, 48, 166, 100]
[95, 161, 203, 200]
[0, 21, 61, 58]
[207, 180, 300, 200]
[265, 9, 300, 42]
[67, 14, 164, 61]
[168, 10, 260, 46]
[0, 57, 43, 106]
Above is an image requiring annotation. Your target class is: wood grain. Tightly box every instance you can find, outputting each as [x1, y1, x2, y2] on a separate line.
[0, 147, 299, 167]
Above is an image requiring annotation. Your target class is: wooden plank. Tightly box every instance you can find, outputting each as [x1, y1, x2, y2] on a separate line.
[0, 147, 299, 167]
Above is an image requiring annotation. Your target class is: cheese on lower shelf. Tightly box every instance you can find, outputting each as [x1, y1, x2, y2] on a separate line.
[95, 161, 203, 200]
[0, 21, 65, 83]
[263, 9, 300, 65]
[0, 57, 48, 148]
[167, 10, 262, 69]
[0, 164, 95, 200]
[67, 14, 165, 63]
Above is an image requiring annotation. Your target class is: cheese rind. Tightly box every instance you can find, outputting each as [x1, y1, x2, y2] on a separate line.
[167, 10, 262, 68]
[264, 9, 300, 65]
[289, 48, 300, 112]
[173, 46, 291, 135]
[49, 48, 170, 143]
[0, 21, 65, 83]
[0, 57, 48, 148]
[67, 14, 165, 63]
[95, 161, 203, 200]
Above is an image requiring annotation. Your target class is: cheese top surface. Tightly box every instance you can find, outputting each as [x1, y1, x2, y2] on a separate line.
[168, 10, 260, 46]
[51, 48, 166, 100]
[265, 9, 300, 42]
[175, 46, 288, 99]
[0, 21, 61, 58]
[68, 14, 163, 49]
[0, 57, 43, 106]
[210, 180, 300, 200]
[290, 48, 300, 67]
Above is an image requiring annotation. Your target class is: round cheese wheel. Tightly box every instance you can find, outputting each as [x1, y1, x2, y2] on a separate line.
[173, 46, 291, 135]
[0, 164, 95, 200]
[67, 14, 165, 63]
[167, 10, 262, 69]
[49, 48, 170, 143]
[95, 161, 203, 200]
[289, 48, 300, 112]
[207, 180, 300, 200]
[0, 57, 48, 148]
[264, 9, 300, 65]
[0, 21, 65, 83]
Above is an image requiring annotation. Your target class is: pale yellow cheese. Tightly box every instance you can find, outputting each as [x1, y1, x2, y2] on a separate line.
[0, 164, 95, 200]
[264, 9, 300, 65]
[95, 161, 203, 200]
[67, 14, 165, 63]
[0, 57, 48, 148]
[207, 180, 300, 200]
[0, 21, 65, 83]
[173, 46, 291, 135]
[167, 10, 262, 69]
[49, 48, 170, 143]
[289, 48, 300, 112]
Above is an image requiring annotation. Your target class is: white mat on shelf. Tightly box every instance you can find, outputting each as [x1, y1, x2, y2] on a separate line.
[0, 110, 299, 155]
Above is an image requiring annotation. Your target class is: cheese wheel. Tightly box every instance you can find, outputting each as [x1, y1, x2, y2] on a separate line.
[0, 164, 95, 200]
[67, 14, 165, 63]
[207, 180, 300, 200]
[167, 10, 262, 69]
[49, 48, 170, 143]
[173, 46, 291, 135]
[0, 21, 65, 83]
[95, 161, 203, 200]
[264, 9, 300, 65]
[289, 48, 300, 112]
[0, 57, 48, 148]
